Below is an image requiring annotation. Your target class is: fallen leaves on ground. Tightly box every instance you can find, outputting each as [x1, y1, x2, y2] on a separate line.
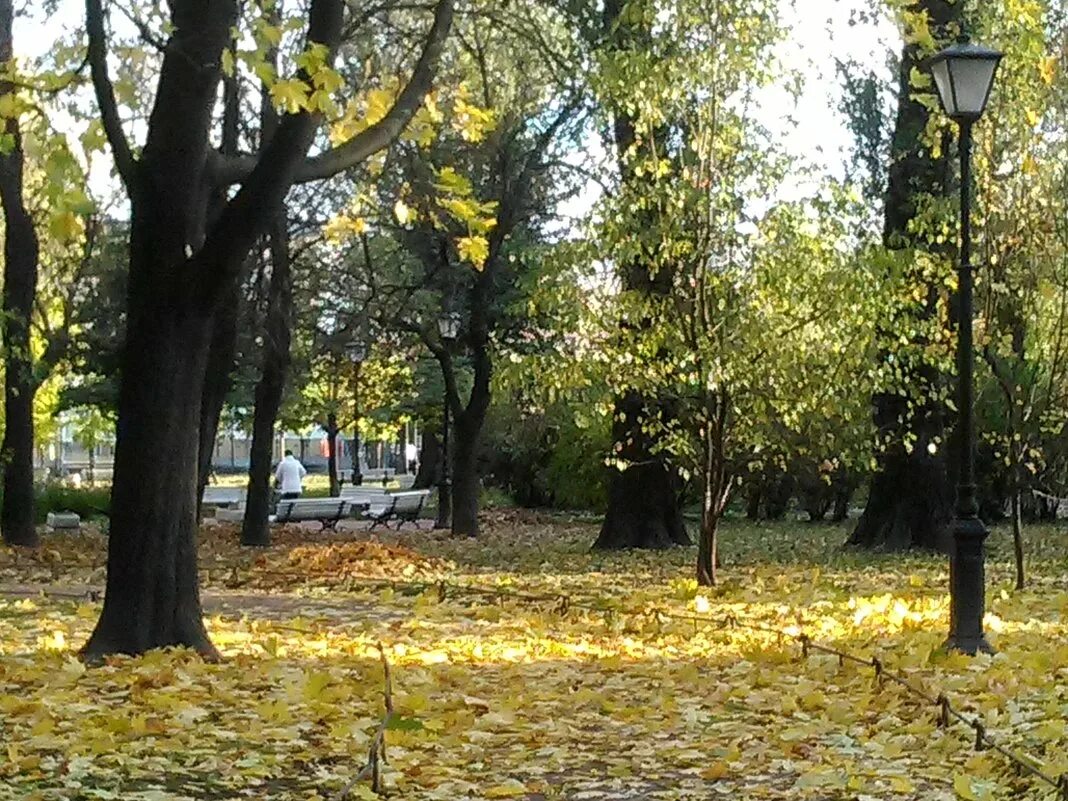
[0, 517, 1066, 800]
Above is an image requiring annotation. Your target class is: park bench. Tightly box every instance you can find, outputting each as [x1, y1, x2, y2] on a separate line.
[272, 497, 365, 530]
[364, 489, 431, 529]
[202, 486, 247, 509]
[340, 485, 388, 504]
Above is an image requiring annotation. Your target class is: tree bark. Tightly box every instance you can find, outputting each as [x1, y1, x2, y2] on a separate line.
[594, 0, 689, 549]
[196, 288, 239, 510]
[697, 393, 729, 585]
[849, 0, 958, 551]
[82, 0, 354, 658]
[326, 412, 340, 497]
[83, 306, 218, 658]
[450, 415, 481, 537]
[413, 429, 440, 489]
[241, 208, 292, 547]
[0, 0, 42, 548]
[1011, 490, 1024, 590]
[595, 392, 690, 549]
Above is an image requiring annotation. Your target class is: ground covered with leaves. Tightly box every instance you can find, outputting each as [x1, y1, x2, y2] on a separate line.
[1, 514, 1066, 800]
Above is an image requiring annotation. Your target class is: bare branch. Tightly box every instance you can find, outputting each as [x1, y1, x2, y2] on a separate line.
[85, 0, 137, 190]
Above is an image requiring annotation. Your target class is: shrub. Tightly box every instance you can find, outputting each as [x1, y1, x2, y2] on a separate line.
[34, 483, 111, 523]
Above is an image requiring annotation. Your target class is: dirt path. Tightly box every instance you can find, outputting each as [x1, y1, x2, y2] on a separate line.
[0, 583, 406, 625]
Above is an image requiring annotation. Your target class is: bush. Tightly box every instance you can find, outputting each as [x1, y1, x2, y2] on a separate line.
[34, 484, 111, 523]
[481, 403, 608, 512]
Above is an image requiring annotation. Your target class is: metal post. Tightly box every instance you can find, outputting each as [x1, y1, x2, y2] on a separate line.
[946, 120, 992, 655]
[435, 391, 451, 529]
[351, 360, 363, 486]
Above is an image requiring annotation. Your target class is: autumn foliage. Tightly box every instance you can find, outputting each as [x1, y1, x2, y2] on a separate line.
[1, 518, 1067, 799]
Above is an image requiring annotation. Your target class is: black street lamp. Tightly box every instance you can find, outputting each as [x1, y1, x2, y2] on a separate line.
[346, 340, 368, 486]
[928, 34, 1002, 655]
[435, 312, 461, 530]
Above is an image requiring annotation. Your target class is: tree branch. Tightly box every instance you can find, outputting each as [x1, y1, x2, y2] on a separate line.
[85, 0, 137, 190]
[191, 0, 345, 308]
[210, 0, 454, 187]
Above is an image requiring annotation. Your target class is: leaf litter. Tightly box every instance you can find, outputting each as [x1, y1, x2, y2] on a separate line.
[0, 518, 1066, 800]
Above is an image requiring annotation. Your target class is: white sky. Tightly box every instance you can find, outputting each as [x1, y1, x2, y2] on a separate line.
[15, 0, 898, 211]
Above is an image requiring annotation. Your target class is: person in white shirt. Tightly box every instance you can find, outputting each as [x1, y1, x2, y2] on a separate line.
[274, 451, 307, 499]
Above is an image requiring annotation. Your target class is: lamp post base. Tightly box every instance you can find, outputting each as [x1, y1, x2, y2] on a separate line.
[945, 514, 995, 656]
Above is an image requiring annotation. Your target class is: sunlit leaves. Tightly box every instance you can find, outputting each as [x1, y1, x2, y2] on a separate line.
[1, 520, 1068, 798]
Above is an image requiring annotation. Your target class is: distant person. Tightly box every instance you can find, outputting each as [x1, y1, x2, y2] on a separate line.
[405, 442, 418, 473]
[274, 450, 307, 500]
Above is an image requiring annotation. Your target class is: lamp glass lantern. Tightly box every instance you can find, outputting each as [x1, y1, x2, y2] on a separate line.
[346, 340, 368, 363]
[928, 35, 1003, 122]
[438, 312, 461, 342]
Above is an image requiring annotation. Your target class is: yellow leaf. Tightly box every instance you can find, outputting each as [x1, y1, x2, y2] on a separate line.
[1039, 56, 1058, 85]
[484, 780, 528, 798]
[457, 235, 489, 269]
[890, 775, 915, 793]
[953, 773, 995, 801]
[270, 79, 309, 114]
[700, 761, 729, 780]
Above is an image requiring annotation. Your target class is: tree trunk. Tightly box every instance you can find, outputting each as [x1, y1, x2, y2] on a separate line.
[196, 288, 239, 511]
[832, 475, 853, 523]
[850, 0, 958, 551]
[745, 482, 762, 521]
[594, 391, 690, 549]
[595, 0, 690, 549]
[242, 208, 292, 547]
[849, 392, 951, 550]
[0, 0, 41, 548]
[697, 398, 728, 586]
[450, 416, 481, 537]
[1011, 489, 1024, 591]
[82, 306, 218, 659]
[326, 412, 340, 496]
[696, 513, 718, 586]
[413, 430, 440, 489]
[764, 471, 794, 520]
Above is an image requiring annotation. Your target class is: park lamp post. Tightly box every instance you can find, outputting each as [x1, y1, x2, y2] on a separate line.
[435, 312, 461, 530]
[346, 339, 368, 487]
[928, 34, 1002, 655]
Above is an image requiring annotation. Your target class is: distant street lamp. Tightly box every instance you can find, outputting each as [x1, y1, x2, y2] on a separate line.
[346, 340, 368, 486]
[928, 34, 1002, 655]
[435, 312, 461, 530]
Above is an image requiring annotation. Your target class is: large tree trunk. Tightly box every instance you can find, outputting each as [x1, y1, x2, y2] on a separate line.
[83, 305, 217, 658]
[594, 391, 690, 549]
[83, 0, 250, 659]
[594, 0, 689, 549]
[849, 0, 958, 551]
[242, 209, 292, 547]
[850, 391, 951, 550]
[80, 0, 445, 657]
[450, 414, 482, 537]
[0, 0, 41, 548]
